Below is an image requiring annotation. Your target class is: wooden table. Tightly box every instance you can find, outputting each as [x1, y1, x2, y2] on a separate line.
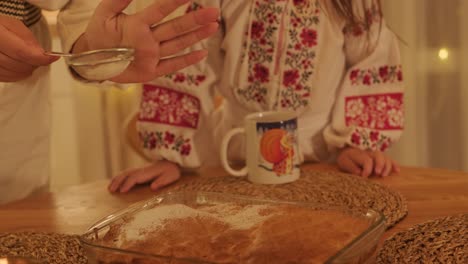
[1, 163, 468, 244]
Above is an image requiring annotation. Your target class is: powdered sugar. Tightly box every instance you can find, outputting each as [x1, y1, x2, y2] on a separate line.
[117, 203, 276, 245]
[120, 204, 201, 242]
[222, 204, 273, 229]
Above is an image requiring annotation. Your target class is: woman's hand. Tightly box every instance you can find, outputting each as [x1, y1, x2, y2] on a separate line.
[337, 147, 400, 177]
[73, 0, 219, 83]
[0, 16, 58, 82]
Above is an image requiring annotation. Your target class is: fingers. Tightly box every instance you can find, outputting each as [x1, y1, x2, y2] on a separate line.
[0, 65, 33, 82]
[120, 165, 167, 193]
[347, 150, 373, 177]
[382, 158, 393, 177]
[93, 0, 133, 20]
[154, 49, 208, 77]
[159, 23, 218, 57]
[108, 161, 181, 193]
[0, 21, 56, 66]
[367, 151, 399, 177]
[371, 151, 385, 176]
[1, 15, 41, 46]
[337, 154, 362, 176]
[107, 170, 135, 193]
[139, 0, 191, 26]
[150, 169, 181, 191]
[370, 151, 399, 177]
[392, 160, 401, 173]
[152, 8, 220, 41]
[0, 53, 35, 74]
[360, 155, 373, 178]
[338, 147, 400, 178]
[108, 169, 135, 193]
[108, 166, 162, 193]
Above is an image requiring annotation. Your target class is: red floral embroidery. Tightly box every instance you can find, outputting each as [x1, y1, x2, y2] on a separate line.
[186, 2, 203, 13]
[180, 144, 192, 156]
[251, 21, 266, 39]
[254, 63, 270, 83]
[279, 1, 320, 110]
[164, 131, 175, 144]
[370, 131, 379, 141]
[351, 132, 361, 146]
[397, 70, 403, 81]
[293, 0, 306, 6]
[139, 85, 200, 129]
[237, 0, 284, 107]
[345, 93, 404, 130]
[343, 1, 381, 36]
[349, 128, 392, 152]
[237, 0, 319, 111]
[165, 72, 207, 86]
[283, 69, 300, 86]
[139, 130, 192, 156]
[300, 28, 317, 47]
[350, 65, 403, 85]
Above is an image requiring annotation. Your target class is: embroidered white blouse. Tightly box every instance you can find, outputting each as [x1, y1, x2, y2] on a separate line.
[59, 0, 404, 169]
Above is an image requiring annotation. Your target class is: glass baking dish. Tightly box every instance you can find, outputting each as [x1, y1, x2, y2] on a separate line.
[80, 192, 385, 264]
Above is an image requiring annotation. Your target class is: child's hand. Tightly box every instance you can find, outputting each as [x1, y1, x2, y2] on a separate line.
[336, 147, 400, 177]
[108, 160, 181, 193]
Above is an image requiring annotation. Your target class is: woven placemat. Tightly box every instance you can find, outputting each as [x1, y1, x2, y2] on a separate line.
[0, 232, 87, 264]
[171, 169, 407, 228]
[377, 214, 468, 263]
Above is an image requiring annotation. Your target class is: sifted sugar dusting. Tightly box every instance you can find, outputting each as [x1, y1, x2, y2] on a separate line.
[118, 203, 276, 244]
[222, 204, 273, 229]
[121, 204, 201, 242]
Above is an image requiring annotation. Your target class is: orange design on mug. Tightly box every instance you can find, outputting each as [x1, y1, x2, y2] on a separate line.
[260, 129, 295, 176]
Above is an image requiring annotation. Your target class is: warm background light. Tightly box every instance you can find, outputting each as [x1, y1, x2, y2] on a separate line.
[438, 48, 449, 61]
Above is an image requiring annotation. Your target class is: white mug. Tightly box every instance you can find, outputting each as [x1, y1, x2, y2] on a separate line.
[221, 111, 301, 184]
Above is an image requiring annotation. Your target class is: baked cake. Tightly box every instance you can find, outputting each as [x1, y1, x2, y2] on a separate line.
[91, 203, 370, 264]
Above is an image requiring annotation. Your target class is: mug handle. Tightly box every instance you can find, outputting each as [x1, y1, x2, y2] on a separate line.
[220, 128, 248, 177]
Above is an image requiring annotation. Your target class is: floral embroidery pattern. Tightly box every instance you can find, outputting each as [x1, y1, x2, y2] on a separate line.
[350, 65, 403, 85]
[343, 0, 381, 36]
[164, 72, 207, 86]
[139, 130, 192, 156]
[186, 2, 203, 13]
[349, 128, 391, 152]
[237, 0, 320, 111]
[345, 93, 404, 130]
[139, 85, 200, 129]
[279, 1, 319, 110]
[237, 0, 285, 106]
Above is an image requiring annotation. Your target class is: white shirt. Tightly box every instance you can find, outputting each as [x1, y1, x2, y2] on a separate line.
[0, 0, 68, 204]
[27, 0, 68, 10]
